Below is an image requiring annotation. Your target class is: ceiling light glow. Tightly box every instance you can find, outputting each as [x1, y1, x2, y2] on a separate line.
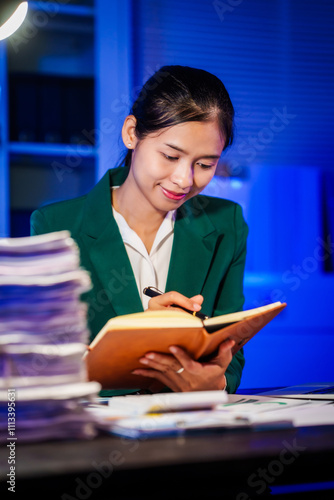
[0, 2, 29, 41]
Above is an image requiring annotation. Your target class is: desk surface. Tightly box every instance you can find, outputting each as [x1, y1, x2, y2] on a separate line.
[7, 425, 334, 477]
[2, 387, 334, 498]
[2, 424, 334, 499]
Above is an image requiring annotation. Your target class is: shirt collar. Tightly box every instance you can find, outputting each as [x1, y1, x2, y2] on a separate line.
[112, 199, 176, 257]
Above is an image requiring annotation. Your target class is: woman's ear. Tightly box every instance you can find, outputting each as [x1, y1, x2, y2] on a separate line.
[121, 115, 138, 149]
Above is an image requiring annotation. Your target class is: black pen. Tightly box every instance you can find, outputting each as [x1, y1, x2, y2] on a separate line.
[143, 286, 209, 320]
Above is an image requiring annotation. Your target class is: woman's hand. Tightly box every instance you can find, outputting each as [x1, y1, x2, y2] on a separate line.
[147, 291, 204, 314]
[132, 338, 235, 392]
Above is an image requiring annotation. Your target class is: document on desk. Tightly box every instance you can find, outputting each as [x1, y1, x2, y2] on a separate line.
[218, 395, 334, 428]
[88, 393, 334, 438]
[87, 393, 299, 438]
[107, 409, 294, 439]
[107, 390, 229, 415]
[86, 390, 229, 423]
[216, 394, 312, 413]
[241, 399, 334, 427]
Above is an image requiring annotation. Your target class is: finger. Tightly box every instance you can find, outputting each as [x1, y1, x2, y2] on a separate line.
[213, 339, 235, 367]
[148, 291, 203, 312]
[217, 338, 235, 355]
[169, 346, 200, 373]
[189, 294, 204, 306]
[139, 353, 180, 373]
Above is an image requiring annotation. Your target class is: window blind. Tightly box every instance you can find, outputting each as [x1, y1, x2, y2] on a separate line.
[132, 0, 334, 170]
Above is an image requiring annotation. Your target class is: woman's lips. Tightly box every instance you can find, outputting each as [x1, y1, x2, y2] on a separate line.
[160, 186, 188, 201]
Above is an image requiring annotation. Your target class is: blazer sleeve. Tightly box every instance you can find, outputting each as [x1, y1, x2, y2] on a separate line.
[30, 209, 52, 236]
[215, 203, 248, 393]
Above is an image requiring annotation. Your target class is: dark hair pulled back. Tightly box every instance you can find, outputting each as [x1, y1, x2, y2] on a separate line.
[123, 65, 234, 168]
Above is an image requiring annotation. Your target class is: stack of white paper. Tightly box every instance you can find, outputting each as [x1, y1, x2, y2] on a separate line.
[0, 231, 101, 442]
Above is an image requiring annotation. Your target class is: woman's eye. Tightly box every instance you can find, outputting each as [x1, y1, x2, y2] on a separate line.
[163, 154, 179, 161]
[197, 162, 214, 169]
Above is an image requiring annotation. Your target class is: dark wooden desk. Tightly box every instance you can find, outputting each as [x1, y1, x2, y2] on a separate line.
[2, 424, 334, 500]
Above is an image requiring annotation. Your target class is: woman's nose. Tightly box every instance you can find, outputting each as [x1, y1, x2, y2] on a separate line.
[170, 162, 193, 189]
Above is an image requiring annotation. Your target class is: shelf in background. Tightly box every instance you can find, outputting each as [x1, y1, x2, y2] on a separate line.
[28, 1, 95, 19]
[9, 142, 96, 158]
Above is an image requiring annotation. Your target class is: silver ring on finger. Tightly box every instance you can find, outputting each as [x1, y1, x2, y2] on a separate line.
[176, 367, 184, 374]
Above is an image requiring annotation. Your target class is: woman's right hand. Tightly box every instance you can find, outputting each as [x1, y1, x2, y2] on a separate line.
[147, 291, 204, 314]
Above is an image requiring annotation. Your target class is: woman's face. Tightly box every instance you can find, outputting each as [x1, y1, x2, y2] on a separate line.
[126, 119, 226, 214]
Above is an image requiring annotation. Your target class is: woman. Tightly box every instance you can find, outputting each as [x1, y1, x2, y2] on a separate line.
[31, 65, 248, 395]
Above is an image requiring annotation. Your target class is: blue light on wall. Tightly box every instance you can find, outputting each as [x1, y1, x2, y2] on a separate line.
[130, 0, 334, 388]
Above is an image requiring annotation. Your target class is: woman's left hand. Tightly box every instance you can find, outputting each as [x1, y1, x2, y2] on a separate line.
[131, 338, 235, 392]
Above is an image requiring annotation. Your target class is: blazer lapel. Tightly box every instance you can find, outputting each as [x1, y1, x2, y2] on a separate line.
[79, 168, 143, 317]
[166, 198, 222, 299]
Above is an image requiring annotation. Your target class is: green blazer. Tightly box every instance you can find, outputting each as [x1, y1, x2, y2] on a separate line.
[31, 166, 248, 394]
